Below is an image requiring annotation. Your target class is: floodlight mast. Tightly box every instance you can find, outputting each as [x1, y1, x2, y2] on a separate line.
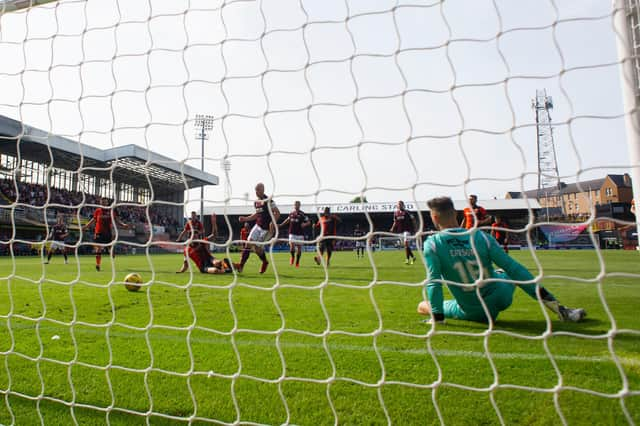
[194, 114, 214, 222]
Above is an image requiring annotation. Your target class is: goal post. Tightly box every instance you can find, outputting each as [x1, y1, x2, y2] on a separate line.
[614, 0, 640, 247]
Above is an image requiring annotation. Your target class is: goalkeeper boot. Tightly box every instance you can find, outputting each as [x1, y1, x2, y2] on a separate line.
[410, 257, 415, 265]
[404, 259, 409, 264]
[558, 306, 587, 322]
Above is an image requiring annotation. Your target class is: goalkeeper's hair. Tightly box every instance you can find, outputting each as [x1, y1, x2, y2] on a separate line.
[427, 196, 456, 217]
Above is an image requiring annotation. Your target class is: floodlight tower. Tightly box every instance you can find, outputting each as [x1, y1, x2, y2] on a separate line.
[531, 89, 562, 211]
[194, 114, 214, 220]
[222, 159, 231, 202]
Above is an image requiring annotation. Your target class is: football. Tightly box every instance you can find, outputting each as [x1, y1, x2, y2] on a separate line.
[123, 273, 143, 292]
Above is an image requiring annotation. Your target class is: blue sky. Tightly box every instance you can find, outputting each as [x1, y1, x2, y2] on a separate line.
[0, 0, 632, 210]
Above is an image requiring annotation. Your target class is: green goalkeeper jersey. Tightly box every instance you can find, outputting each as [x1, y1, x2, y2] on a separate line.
[423, 228, 536, 315]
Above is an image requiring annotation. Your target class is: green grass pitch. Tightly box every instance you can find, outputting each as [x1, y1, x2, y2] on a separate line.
[0, 249, 638, 425]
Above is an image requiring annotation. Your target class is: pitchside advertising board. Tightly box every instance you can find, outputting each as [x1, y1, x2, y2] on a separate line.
[538, 223, 593, 248]
[317, 202, 417, 214]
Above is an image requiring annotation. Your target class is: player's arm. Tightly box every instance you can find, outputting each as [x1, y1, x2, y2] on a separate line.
[410, 214, 417, 233]
[422, 240, 445, 322]
[239, 212, 258, 223]
[278, 217, 290, 228]
[490, 225, 496, 238]
[114, 215, 130, 229]
[82, 217, 95, 232]
[301, 215, 311, 228]
[271, 206, 281, 223]
[210, 213, 218, 236]
[459, 216, 466, 228]
[486, 234, 534, 282]
[389, 220, 396, 233]
[478, 208, 492, 226]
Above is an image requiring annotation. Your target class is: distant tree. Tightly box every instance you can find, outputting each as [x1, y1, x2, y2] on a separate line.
[350, 196, 368, 203]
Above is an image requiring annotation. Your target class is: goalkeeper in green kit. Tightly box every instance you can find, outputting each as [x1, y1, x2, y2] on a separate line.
[418, 197, 586, 324]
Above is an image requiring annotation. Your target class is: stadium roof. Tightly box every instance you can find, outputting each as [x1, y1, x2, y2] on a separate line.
[205, 199, 541, 216]
[0, 115, 218, 194]
[0, 0, 56, 12]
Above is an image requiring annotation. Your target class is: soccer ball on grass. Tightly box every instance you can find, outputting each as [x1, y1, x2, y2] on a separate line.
[124, 273, 143, 292]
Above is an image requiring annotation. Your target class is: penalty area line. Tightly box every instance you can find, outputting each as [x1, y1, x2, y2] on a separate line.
[26, 324, 640, 367]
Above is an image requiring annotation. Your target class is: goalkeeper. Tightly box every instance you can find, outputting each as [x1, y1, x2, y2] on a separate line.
[418, 196, 586, 323]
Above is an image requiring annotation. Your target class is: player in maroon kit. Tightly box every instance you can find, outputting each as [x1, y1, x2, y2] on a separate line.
[44, 214, 69, 265]
[236, 183, 280, 274]
[82, 197, 130, 271]
[278, 200, 311, 267]
[176, 241, 233, 274]
[390, 200, 417, 264]
[176, 211, 205, 274]
[314, 207, 341, 267]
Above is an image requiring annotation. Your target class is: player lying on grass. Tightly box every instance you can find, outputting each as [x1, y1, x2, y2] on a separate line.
[418, 196, 586, 324]
[175, 211, 205, 273]
[176, 241, 233, 274]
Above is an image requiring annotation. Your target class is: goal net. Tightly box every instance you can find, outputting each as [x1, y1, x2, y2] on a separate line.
[0, 0, 638, 424]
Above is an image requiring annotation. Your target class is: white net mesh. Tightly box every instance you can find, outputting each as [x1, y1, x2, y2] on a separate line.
[0, 0, 639, 424]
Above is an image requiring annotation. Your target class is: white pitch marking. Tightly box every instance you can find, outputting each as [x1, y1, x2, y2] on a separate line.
[18, 324, 639, 368]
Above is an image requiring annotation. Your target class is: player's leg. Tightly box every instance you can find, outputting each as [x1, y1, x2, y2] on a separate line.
[478, 282, 517, 322]
[253, 244, 269, 273]
[289, 239, 295, 265]
[250, 226, 270, 273]
[94, 244, 102, 271]
[45, 245, 53, 264]
[404, 233, 415, 264]
[325, 239, 333, 266]
[61, 245, 68, 264]
[177, 246, 190, 273]
[238, 225, 261, 272]
[498, 271, 586, 322]
[295, 243, 302, 267]
[314, 241, 325, 265]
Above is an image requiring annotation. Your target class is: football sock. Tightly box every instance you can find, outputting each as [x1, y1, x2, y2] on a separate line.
[239, 248, 250, 266]
[296, 252, 301, 265]
[96, 253, 102, 266]
[47, 252, 52, 261]
[405, 247, 414, 260]
[520, 283, 556, 303]
[257, 251, 267, 263]
[63, 253, 68, 261]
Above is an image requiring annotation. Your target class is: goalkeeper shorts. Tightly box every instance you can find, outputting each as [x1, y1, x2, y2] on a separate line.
[443, 281, 516, 323]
